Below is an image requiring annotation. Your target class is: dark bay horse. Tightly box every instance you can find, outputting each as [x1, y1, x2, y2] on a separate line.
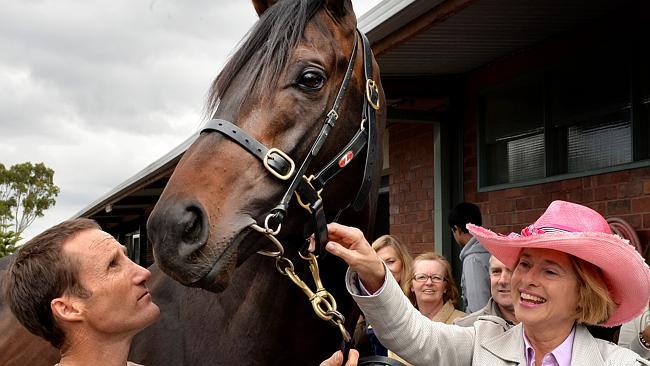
[0, 1, 385, 364]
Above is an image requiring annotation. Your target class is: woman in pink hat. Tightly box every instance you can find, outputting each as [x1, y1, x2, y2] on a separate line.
[320, 201, 650, 366]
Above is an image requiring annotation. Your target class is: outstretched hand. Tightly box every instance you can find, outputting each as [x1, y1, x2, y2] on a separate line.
[318, 223, 386, 293]
[320, 349, 360, 366]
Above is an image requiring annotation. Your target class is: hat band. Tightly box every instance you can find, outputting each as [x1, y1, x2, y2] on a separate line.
[520, 225, 571, 237]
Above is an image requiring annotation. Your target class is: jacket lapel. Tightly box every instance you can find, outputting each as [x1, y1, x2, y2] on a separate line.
[570, 325, 606, 366]
[482, 323, 526, 364]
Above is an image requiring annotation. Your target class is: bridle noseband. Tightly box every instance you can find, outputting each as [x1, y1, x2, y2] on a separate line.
[199, 30, 380, 343]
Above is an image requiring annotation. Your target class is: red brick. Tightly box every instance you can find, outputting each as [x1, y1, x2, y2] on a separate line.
[610, 171, 632, 184]
[560, 179, 583, 191]
[607, 199, 631, 216]
[516, 197, 533, 210]
[644, 180, 650, 195]
[644, 214, 650, 229]
[533, 195, 553, 209]
[618, 181, 643, 198]
[631, 197, 650, 213]
[542, 181, 562, 193]
[505, 188, 526, 198]
[594, 186, 618, 201]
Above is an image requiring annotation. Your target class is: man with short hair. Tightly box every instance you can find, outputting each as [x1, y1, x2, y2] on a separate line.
[454, 255, 518, 327]
[5, 218, 160, 366]
[448, 202, 490, 312]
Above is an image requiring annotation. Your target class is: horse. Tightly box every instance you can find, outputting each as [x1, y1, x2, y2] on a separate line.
[0, 1, 385, 364]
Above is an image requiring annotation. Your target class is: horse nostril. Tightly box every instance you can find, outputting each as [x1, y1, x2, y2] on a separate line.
[176, 204, 209, 259]
[182, 207, 202, 244]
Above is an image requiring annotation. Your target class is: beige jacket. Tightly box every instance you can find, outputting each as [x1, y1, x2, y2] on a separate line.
[389, 300, 465, 365]
[454, 298, 515, 328]
[347, 269, 650, 366]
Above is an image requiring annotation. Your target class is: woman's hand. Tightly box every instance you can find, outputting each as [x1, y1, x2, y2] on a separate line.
[320, 349, 359, 366]
[323, 223, 386, 293]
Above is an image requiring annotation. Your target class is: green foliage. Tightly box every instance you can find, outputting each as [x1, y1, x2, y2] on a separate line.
[0, 162, 60, 255]
[0, 223, 20, 256]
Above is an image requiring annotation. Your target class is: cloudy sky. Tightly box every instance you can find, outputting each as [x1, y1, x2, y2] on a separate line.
[0, 0, 382, 241]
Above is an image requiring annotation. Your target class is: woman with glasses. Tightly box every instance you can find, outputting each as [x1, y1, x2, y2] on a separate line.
[388, 253, 465, 365]
[410, 252, 464, 324]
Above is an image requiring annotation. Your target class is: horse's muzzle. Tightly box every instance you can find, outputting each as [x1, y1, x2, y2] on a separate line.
[147, 197, 210, 282]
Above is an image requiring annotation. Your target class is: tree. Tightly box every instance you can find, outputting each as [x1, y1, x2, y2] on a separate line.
[0, 223, 20, 257]
[0, 162, 60, 255]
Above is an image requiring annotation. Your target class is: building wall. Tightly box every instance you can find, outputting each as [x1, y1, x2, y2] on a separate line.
[460, 14, 650, 254]
[463, 108, 650, 249]
[388, 122, 435, 255]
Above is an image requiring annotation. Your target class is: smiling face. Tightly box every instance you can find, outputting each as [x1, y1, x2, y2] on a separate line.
[411, 259, 447, 309]
[511, 248, 580, 331]
[489, 256, 513, 311]
[62, 229, 160, 337]
[377, 246, 403, 283]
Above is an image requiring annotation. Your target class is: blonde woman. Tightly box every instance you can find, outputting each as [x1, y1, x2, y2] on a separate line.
[354, 235, 413, 357]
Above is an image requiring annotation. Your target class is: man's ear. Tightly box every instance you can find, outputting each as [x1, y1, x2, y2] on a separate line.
[252, 0, 279, 17]
[51, 296, 84, 323]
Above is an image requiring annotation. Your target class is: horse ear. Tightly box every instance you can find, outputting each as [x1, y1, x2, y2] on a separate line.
[252, 0, 278, 17]
[325, 0, 354, 18]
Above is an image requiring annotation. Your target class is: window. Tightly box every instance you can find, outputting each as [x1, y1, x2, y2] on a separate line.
[479, 38, 649, 188]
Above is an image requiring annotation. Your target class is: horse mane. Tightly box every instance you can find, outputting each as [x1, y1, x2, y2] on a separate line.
[206, 0, 326, 117]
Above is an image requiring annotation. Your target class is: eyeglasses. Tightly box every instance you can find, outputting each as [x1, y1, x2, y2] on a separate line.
[413, 274, 446, 283]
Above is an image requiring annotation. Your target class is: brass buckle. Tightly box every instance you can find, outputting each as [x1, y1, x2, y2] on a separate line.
[365, 79, 380, 110]
[295, 175, 323, 214]
[263, 148, 295, 180]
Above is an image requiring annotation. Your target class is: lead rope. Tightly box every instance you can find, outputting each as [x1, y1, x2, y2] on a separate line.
[251, 222, 351, 343]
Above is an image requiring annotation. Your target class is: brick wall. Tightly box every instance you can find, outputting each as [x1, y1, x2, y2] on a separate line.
[462, 110, 650, 254]
[388, 123, 435, 255]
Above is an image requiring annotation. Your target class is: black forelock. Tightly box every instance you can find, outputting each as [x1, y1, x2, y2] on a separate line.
[206, 0, 325, 117]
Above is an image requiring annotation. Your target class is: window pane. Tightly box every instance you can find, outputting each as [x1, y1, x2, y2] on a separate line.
[481, 73, 544, 186]
[485, 132, 545, 185]
[567, 119, 632, 173]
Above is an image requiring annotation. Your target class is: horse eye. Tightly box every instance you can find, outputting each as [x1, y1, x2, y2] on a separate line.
[297, 70, 325, 90]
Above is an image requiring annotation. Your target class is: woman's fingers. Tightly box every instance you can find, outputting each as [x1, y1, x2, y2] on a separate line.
[320, 350, 343, 366]
[345, 349, 360, 366]
[326, 223, 366, 248]
[324, 223, 386, 293]
[318, 350, 360, 366]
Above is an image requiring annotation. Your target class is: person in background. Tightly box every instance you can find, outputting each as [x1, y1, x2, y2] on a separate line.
[448, 202, 490, 312]
[618, 297, 650, 360]
[389, 252, 465, 365]
[354, 235, 413, 357]
[454, 255, 517, 327]
[5, 218, 160, 366]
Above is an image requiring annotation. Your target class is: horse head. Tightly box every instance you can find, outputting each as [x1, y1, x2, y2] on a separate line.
[147, 0, 385, 293]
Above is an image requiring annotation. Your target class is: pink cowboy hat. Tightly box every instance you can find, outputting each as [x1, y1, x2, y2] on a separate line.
[467, 200, 650, 327]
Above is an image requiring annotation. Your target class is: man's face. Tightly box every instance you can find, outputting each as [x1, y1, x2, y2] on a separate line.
[63, 229, 160, 337]
[451, 226, 462, 246]
[489, 256, 513, 311]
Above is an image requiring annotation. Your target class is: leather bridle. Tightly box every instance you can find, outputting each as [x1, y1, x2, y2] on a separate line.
[200, 29, 379, 255]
